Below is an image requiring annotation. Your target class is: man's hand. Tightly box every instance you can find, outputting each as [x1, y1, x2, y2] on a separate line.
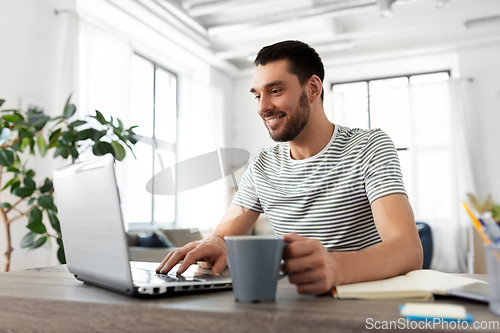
[282, 233, 338, 295]
[155, 236, 227, 276]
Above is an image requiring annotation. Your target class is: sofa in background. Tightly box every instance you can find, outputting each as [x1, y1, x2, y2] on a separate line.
[128, 229, 203, 262]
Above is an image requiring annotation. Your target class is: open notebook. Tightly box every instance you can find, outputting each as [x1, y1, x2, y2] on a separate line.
[335, 270, 488, 300]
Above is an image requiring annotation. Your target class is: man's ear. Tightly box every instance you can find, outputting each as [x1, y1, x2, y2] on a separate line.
[308, 75, 323, 104]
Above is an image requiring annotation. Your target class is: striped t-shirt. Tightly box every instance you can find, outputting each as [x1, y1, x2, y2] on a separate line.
[232, 124, 407, 251]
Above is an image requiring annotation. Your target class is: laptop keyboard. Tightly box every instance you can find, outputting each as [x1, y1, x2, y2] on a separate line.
[131, 268, 206, 285]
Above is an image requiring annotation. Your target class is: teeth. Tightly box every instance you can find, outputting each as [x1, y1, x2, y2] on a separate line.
[266, 116, 282, 125]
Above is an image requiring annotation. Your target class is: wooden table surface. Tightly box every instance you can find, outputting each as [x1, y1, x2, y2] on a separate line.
[0, 265, 498, 332]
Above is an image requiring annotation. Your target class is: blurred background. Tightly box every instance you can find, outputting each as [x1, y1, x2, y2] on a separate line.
[0, 0, 499, 274]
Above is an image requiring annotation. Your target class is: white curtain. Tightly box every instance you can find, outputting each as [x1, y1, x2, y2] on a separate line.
[78, 19, 136, 223]
[409, 80, 476, 273]
[78, 19, 133, 127]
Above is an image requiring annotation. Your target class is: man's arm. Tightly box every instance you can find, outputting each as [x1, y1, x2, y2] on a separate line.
[156, 204, 260, 275]
[282, 194, 423, 295]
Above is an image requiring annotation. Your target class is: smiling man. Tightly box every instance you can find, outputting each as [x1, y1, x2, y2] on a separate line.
[157, 40, 423, 295]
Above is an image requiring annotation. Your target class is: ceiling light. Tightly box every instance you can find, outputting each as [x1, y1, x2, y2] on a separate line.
[464, 15, 500, 30]
[378, 0, 396, 19]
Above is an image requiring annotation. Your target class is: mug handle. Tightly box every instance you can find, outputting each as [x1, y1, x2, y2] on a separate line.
[279, 242, 290, 280]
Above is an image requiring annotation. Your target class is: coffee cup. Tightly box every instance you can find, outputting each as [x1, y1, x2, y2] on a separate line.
[224, 235, 288, 303]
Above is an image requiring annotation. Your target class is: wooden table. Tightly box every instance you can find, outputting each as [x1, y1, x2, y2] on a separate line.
[0, 265, 498, 332]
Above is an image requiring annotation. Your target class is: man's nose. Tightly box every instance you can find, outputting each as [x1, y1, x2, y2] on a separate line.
[257, 95, 273, 115]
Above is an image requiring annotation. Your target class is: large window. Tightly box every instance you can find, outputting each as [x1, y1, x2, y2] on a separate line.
[120, 54, 178, 229]
[331, 71, 450, 199]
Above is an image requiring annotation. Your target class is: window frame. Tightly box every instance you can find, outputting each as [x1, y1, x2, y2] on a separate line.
[330, 70, 451, 151]
[127, 52, 179, 231]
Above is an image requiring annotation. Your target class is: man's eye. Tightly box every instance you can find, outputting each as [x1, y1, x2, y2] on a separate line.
[254, 95, 261, 100]
[271, 89, 281, 94]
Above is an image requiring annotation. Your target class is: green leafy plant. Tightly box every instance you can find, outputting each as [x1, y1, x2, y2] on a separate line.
[0, 96, 138, 272]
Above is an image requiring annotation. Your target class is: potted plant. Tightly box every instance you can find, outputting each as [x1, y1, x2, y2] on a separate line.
[0, 95, 138, 271]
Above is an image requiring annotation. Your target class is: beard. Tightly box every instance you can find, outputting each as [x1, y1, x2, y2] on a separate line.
[264, 91, 310, 142]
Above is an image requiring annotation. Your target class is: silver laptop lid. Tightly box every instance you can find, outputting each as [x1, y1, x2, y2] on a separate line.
[53, 155, 134, 293]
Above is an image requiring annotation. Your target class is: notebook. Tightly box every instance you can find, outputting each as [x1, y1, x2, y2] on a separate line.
[334, 269, 487, 300]
[52, 154, 232, 297]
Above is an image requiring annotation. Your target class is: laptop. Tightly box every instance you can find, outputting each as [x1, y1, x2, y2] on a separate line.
[53, 154, 232, 297]
[446, 282, 490, 303]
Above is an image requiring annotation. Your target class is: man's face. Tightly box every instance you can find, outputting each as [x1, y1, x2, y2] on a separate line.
[250, 60, 310, 142]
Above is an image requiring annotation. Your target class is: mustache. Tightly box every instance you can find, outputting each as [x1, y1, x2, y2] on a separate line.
[260, 111, 286, 120]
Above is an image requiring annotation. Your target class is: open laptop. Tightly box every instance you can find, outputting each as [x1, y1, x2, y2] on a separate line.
[53, 154, 232, 297]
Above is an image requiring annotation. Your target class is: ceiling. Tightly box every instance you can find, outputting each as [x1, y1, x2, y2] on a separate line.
[108, 0, 500, 72]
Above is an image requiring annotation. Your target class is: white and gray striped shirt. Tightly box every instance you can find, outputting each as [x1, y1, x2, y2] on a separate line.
[233, 124, 407, 251]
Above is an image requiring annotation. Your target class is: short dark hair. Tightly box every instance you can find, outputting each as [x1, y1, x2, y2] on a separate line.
[254, 40, 325, 101]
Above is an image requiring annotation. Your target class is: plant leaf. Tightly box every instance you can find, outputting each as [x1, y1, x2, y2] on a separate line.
[92, 141, 114, 156]
[0, 99, 4, 107]
[27, 221, 47, 234]
[20, 231, 37, 248]
[9, 180, 20, 193]
[24, 177, 36, 190]
[57, 238, 66, 264]
[20, 137, 30, 152]
[93, 110, 107, 125]
[0, 127, 12, 145]
[2, 176, 19, 191]
[76, 128, 92, 141]
[0, 202, 12, 208]
[110, 141, 126, 161]
[38, 195, 54, 209]
[33, 115, 50, 131]
[48, 209, 61, 233]
[48, 128, 62, 147]
[30, 236, 48, 249]
[63, 104, 76, 119]
[2, 114, 22, 123]
[68, 145, 79, 159]
[0, 149, 14, 167]
[37, 135, 47, 157]
[53, 145, 67, 158]
[117, 118, 124, 131]
[29, 207, 43, 223]
[40, 179, 53, 193]
[26, 169, 35, 178]
[69, 120, 86, 128]
[12, 187, 33, 198]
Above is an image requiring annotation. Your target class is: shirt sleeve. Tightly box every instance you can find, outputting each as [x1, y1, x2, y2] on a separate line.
[362, 129, 407, 204]
[231, 156, 265, 213]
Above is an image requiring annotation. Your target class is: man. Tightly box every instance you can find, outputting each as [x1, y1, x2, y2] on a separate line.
[156, 40, 423, 295]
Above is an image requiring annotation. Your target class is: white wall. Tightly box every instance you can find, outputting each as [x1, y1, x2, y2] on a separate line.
[0, 0, 77, 271]
[457, 44, 500, 201]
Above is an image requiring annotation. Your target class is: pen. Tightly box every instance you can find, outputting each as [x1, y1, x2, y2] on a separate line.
[480, 213, 500, 243]
[462, 201, 500, 263]
[461, 202, 491, 246]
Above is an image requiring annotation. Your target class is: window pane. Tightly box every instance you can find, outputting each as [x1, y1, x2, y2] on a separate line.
[119, 141, 153, 224]
[130, 56, 154, 137]
[155, 68, 177, 143]
[153, 150, 176, 223]
[332, 82, 369, 129]
[369, 77, 411, 148]
[410, 72, 450, 85]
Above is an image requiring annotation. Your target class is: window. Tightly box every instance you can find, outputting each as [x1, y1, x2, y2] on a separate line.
[331, 71, 450, 202]
[120, 54, 178, 230]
